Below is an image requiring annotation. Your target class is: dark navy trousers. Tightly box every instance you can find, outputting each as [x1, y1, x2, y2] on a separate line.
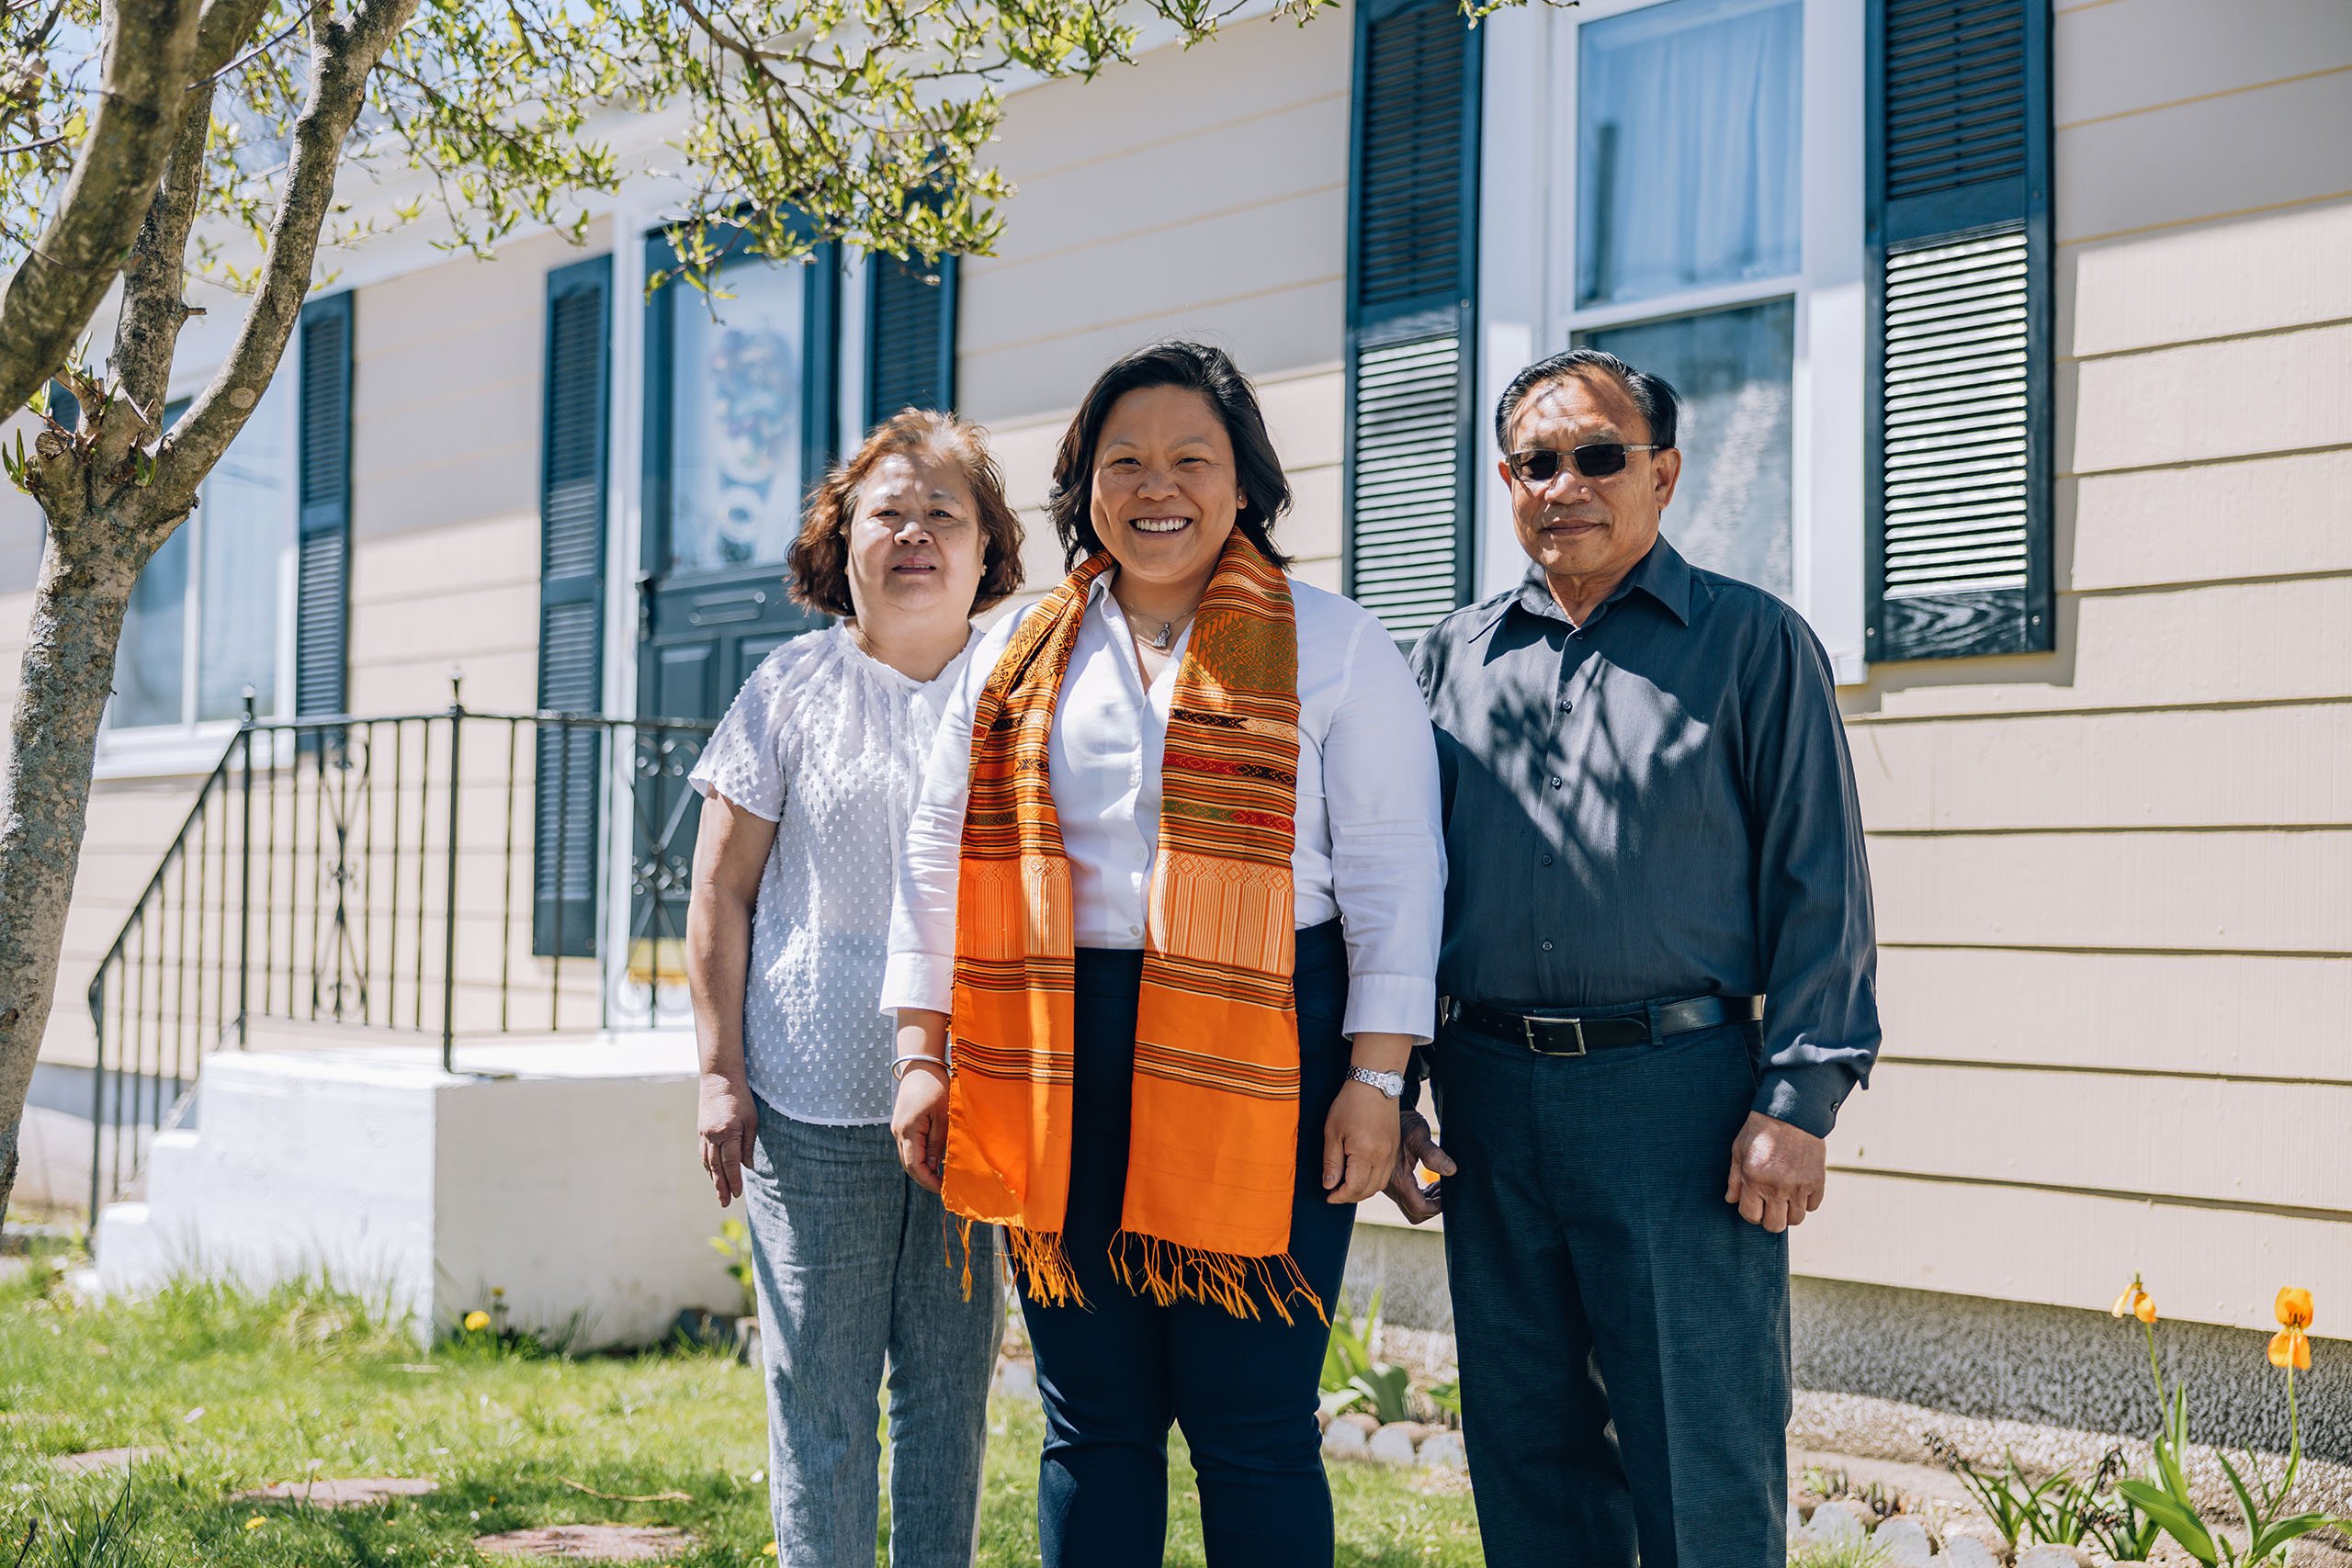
[1016, 919, 1356, 1568]
[1433, 1016, 1792, 1568]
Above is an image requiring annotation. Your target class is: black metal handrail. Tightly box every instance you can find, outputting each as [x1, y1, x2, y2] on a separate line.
[83, 681, 714, 1223]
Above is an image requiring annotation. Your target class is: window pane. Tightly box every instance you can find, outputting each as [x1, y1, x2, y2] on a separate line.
[667, 260, 807, 574]
[1577, 0, 1802, 308]
[198, 374, 290, 720]
[1583, 298, 1794, 597]
[114, 525, 188, 728]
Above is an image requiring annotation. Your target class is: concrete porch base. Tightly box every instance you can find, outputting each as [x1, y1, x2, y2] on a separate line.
[91, 1034, 739, 1348]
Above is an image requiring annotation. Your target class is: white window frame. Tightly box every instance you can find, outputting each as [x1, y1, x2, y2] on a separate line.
[1475, 0, 1867, 682]
[94, 359, 302, 778]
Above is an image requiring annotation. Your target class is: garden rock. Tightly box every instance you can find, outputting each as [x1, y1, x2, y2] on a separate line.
[51, 1447, 163, 1473]
[1872, 1516, 1933, 1568]
[1934, 1535, 1999, 1568]
[2016, 1549, 2088, 1568]
[1337, 1413, 1380, 1437]
[1368, 1423, 1419, 1465]
[234, 1478, 439, 1506]
[1787, 1502, 1805, 1539]
[473, 1525, 695, 1562]
[1418, 1431, 1466, 1472]
[1321, 1420, 1369, 1461]
[1804, 1500, 1869, 1547]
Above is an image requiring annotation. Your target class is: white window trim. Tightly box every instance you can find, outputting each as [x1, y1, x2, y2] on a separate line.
[93, 353, 302, 779]
[1476, 0, 1867, 683]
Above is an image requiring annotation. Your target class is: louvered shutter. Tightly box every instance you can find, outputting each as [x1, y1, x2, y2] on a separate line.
[865, 254, 956, 427]
[1343, 0, 1480, 643]
[534, 255, 612, 958]
[295, 292, 353, 718]
[1865, 0, 2053, 660]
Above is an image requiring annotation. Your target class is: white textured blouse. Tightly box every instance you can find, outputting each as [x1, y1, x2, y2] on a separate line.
[881, 570, 1446, 1043]
[690, 623, 981, 1124]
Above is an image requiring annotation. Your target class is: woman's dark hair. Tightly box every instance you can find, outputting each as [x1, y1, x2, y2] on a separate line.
[1046, 340, 1294, 570]
[788, 407, 1025, 617]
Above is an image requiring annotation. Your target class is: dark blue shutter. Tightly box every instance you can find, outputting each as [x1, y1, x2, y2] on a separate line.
[534, 255, 612, 958]
[865, 254, 956, 427]
[1865, 0, 2053, 660]
[295, 292, 353, 718]
[1343, 0, 1482, 644]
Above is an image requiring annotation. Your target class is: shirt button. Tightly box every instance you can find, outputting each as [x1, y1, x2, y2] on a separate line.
[1559, 699, 1573, 713]
[1129, 924, 1142, 937]
[1540, 941, 1555, 953]
[1540, 854, 1554, 866]
[1549, 776, 1563, 790]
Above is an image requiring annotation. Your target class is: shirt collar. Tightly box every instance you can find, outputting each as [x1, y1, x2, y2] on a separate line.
[1485, 536, 1695, 636]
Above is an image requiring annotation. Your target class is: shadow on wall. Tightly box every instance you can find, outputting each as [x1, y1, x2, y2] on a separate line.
[1793, 1277, 2351, 1463]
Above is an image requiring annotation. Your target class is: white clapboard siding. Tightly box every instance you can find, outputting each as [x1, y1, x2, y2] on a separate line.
[1870, 829, 2352, 953]
[1830, 1062, 2352, 1211]
[1851, 703, 2352, 830]
[2067, 319, 2352, 476]
[1876, 946, 2352, 1079]
[2055, 68, 2352, 243]
[2054, 0, 2352, 130]
[2072, 448, 2352, 592]
[1857, 573, 2352, 720]
[1792, 1169, 2352, 1338]
[2064, 198, 2352, 359]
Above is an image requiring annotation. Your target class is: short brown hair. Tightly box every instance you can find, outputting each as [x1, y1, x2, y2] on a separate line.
[788, 409, 1024, 617]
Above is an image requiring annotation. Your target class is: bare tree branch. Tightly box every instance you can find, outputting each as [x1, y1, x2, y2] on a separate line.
[0, 0, 206, 415]
[155, 0, 420, 512]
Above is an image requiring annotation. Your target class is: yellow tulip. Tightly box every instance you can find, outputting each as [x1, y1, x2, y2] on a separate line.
[2276, 1287, 2314, 1330]
[2268, 1325, 2312, 1371]
[243, 1516, 266, 1531]
[763, 1544, 780, 1559]
[2110, 1276, 2156, 1325]
[464, 1310, 492, 1333]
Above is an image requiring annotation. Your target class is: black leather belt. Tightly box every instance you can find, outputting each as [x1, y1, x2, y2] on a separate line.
[1444, 994, 1761, 1057]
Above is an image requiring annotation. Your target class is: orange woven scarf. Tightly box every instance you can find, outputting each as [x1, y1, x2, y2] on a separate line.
[943, 533, 1320, 1323]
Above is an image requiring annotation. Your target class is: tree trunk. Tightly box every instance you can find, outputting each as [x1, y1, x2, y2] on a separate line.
[0, 526, 143, 1224]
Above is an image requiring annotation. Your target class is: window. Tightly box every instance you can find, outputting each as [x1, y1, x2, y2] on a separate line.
[1566, 0, 1803, 598]
[663, 260, 809, 576]
[108, 378, 294, 732]
[1476, 0, 1869, 671]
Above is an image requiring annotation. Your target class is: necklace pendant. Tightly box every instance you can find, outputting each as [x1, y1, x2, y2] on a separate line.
[1149, 621, 1174, 652]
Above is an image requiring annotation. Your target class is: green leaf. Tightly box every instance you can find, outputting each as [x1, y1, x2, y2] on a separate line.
[2120, 1478, 2220, 1565]
[2214, 1450, 2263, 1541]
[2249, 1512, 2351, 1561]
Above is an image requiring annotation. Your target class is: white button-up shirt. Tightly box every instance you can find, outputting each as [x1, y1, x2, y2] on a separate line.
[881, 570, 1446, 1042]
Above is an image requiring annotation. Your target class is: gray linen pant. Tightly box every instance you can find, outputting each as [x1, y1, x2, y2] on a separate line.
[740, 1104, 1004, 1568]
[1433, 1017, 1792, 1568]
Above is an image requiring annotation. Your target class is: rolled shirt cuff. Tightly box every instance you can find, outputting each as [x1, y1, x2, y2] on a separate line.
[1752, 1062, 1857, 1140]
[1341, 973, 1440, 1046]
[879, 951, 954, 1017]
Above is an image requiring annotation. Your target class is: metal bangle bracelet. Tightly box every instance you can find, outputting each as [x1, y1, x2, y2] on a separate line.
[890, 1054, 950, 1083]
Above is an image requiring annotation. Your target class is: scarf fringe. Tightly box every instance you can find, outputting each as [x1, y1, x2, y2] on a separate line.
[1110, 1232, 1328, 1327]
[1000, 1224, 1090, 1310]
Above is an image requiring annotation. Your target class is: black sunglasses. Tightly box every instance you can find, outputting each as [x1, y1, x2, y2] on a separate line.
[1506, 443, 1664, 484]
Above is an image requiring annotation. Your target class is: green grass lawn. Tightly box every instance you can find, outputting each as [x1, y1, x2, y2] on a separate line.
[0, 1258, 1484, 1566]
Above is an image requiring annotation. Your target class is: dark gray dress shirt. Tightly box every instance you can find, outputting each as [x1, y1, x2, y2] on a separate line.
[1409, 537, 1880, 1138]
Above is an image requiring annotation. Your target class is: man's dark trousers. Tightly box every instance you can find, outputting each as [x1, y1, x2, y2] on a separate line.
[1433, 1015, 1790, 1568]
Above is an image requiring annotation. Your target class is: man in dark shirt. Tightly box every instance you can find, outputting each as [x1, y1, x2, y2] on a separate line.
[1390, 348, 1880, 1568]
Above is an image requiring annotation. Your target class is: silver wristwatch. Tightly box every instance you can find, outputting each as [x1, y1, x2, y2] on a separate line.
[1348, 1066, 1406, 1100]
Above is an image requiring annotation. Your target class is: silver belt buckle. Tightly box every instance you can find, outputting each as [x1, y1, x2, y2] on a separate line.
[1521, 1014, 1588, 1057]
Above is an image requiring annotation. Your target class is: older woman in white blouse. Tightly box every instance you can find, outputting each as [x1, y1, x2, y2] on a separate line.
[685, 411, 1023, 1568]
[884, 343, 1445, 1568]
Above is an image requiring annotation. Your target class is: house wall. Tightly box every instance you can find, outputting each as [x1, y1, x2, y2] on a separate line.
[5, 225, 609, 1074]
[955, 10, 1352, 600]
[1794, 0, 2352, 1337]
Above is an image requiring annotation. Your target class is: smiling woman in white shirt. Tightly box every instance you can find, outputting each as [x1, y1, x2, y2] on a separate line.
[684, 410, 1025, 1568]
[882, 341, 1445, 1568]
